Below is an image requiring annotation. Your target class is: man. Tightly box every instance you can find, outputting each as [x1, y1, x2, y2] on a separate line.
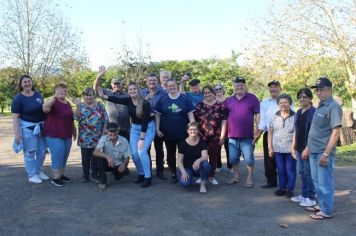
[179, 73, 204, 106]
[141, 73, 167, 179]
[159, 70, 171, 91]
[224, 77, 260, 188]
[93, 65, 130, 140]
[254, 80, 282, 188]
[93, 122, 132, 191]
[308, 77, 342, 220]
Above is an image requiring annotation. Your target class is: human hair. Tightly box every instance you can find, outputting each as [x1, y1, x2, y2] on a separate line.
[160, 70, 171, 78]
[166, 78, 177, 84]
[202, 84, 216, 96]
[187, 121, 200, 130]
[128, 81, 144, 119]
[214, 83, 225, 94]
[55, 82, 68, 90]
[82, 87, 95, 96]
[147, 72, 158, 78]
[296, 88, 313, 100]
[18, 75, 34, 91]
[277, 93, 293, 105]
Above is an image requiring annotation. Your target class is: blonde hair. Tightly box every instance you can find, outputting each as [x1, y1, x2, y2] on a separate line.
[128, 82, 144, 119]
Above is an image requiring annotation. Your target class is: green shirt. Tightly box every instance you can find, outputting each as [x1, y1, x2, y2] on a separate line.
[96, 135, 132, 166]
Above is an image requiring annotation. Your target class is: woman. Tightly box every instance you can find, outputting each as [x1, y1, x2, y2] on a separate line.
[11, 75, 48, 183]
[43, 82, 76, 187]
[177, 122, 211, 193]
[214, 83, 232, 173]
[194, 85, 227, 185]
[268, 94, 296, 198]
[99, 82, 155, 188]
[154, 78, 195, 183]
[291, 88, 316, 207]
[73, 87, 108, 183]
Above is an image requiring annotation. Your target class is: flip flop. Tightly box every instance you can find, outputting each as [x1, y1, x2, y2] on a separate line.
[306, 205, 321, 212]
[310, 211, 333, 220]
[226, 178, 240, 185]
[98, 184, 106, 192]
[244, 183, 254, 188]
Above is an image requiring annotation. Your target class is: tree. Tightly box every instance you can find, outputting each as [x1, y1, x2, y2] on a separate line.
[0, 0, 84, 79]
[0, 67, 23, 113]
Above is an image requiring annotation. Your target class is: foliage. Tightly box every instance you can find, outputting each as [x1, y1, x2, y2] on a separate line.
[0, 67, 22, 113]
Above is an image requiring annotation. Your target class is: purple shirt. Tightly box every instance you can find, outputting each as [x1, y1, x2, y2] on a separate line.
[224, 92, 260, 138]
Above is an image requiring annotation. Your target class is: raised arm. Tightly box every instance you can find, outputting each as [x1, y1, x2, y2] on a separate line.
[179, 74, 189, 94]
[93, 65, 106, 94]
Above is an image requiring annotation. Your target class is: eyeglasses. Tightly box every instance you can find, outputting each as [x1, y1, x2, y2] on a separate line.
[214, 88, 222, 91]
[203, 91, 213, 95]
[188, 128, 197, 131]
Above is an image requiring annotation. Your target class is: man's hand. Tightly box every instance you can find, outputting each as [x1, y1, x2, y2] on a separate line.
[107, 156, 115, 168]
[15, 133, 22, 144]
[97, 65, 106, 78]
[118, 164, 126, 173]
[301, 148, 309, 160]
[181, 74, 189, 82]
[319, 156, 329, 167]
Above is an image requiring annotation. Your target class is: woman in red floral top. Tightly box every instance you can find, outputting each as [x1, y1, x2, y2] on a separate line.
[194, 85, 227, 185]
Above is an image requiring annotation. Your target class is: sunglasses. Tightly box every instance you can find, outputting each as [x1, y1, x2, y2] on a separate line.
[214, 88, 222, 91]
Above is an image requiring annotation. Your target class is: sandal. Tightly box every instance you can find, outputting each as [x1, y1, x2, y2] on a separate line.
[244, 183, 254, 188]
[98, 183, 106, 192]
[306, 205, 321, 212]
[226, 177, 240, 185]
[310, 211, 333, 220]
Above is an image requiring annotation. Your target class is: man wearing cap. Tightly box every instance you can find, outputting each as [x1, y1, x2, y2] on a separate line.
[224, 77, 260, 188]
[141, 73, 167, 179]
[308, 77, 342, 220]
[254, 80, 282, 188]
[93, 122, 132, 191]
[179, 73, 204, 107]
[93, 65, 130, 140]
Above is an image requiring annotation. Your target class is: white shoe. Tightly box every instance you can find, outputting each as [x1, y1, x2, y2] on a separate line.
[29, 176, 42, 184]
[209, 178, 219, 185]
[291, 194, 305, 203]
[227, 168, 234, 174]
[38, 172, 49, 180]
[300, 198, 317, 207]
[215, 168, 222, 173]
[195, 178, 202, 184]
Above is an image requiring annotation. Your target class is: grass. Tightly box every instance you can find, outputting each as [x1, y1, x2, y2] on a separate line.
[336, 142, 356, 166]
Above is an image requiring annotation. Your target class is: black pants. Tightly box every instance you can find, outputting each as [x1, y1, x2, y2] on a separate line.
[148, 135, 165, 173]
[119, 130, 130, 141]
[263, 132, 277, 185]
[97, 157, 125, 184]
[164, 139, 184, 176]
[81, 147, 98, 178]
[217, 138, 232, 169]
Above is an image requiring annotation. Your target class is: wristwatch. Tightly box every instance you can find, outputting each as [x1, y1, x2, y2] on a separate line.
[322, 152, 329, 158]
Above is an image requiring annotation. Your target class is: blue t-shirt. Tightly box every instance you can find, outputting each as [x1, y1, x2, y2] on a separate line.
[154, 93, 195, 140]
[186, 92, 204, 107]
[11, 91, 45, 123]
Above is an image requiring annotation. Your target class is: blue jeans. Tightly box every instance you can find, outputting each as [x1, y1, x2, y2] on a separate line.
[309, 153, 335, 215]
[130, 121, 155, 178]
[274, 152, 296, 191]
[22, 127, 46, 177]
[46, 137, 72, 169]
[296, 151, 316, 199]
[228, 138, 255, 166]
[177, 161, 211, 187]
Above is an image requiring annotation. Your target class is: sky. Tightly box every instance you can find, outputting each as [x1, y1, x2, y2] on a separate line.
[60, 0, 271, 69]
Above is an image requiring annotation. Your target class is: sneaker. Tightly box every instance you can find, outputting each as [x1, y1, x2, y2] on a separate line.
[90, 176, 100, 183]
[227, 168, 234, 174]
[195, 178, 202, 184]
[51, 178, 64, 186]
[291, 194, 305, 203]
[215, 168, 222, 173]
[29, 176, 42, 184]
[300, 198, 317, 207]
[209, 178, 219, 185]
[81, 176, 89, 183]
[60, 175, 71, 183]
[285, 191, 294, 198]
[38, 172, 49, 180]
[274, 188, 286, 196]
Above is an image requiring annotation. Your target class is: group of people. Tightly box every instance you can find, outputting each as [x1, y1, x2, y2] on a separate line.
[12, 68, 342, 220]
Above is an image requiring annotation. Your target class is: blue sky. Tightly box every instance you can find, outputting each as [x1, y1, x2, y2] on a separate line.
[61, 0, 270, 69]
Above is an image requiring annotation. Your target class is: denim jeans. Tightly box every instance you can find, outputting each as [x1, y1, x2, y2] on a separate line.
[45, 137, 72, 169]
[228, 138, 255, 166]
[22, 127, 46, 177]
[274, 152, 297, 191]
[177, 161, 211, 187]
[296, 151, 316, 199]
[309, 153, 335, 215]
[130, 121, 155, 178]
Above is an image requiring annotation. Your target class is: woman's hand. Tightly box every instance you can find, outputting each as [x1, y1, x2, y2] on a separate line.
[181, 170, 189, 182]
[192, 159, 201, 171]
[291, 148, 297, 160]
[15, 133, 22, 144]
[156, 130, 163, 138]
[137, 139, 144, 150]
[268, 148, 274, 158]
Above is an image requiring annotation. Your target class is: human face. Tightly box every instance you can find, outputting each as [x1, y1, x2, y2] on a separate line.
[268, 85, 281, 99]
[147, 76, 158, 90]
[214, 86, 224, 96]
[56, 87, 68, 101]
[111, 82, 122, 93]
[234, 82, 246, 96]
[160, 75, 170, 87]
[203, 88, 215, 102]
[298, 92, 311, 108]
[108, 129, 119, 140]
[166, 80, 177, 95]
[314, 87, 332, 101]
[190, 84, 200, 94]
[21, 77, 33, 91]
[278, 98, 291, 112]
[187, 125, 199, 138]
[83, 93, 95, 105]
[128, 84, 139, 98]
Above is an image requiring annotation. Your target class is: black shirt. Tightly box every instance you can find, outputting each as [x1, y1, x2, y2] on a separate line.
[296, 109, 308, 152]
[178, 139, 207, 168]
[107, 96, 154, 133]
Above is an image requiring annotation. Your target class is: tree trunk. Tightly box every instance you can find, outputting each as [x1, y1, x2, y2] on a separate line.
[352, 96, 356, 120]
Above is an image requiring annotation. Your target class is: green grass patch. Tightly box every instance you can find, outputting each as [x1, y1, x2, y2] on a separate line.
[0, 111, 11, 116]
[336, 143, 356, 166]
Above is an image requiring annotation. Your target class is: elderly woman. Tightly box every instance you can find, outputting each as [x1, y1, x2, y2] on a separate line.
[73, 87, 108, 183]
[194, 85, 227, 185]
[154, 78, 195, 183]
[99, 82, 155, 188]
[43, 82, 76, 187]
[268, 94, 296, 198]
[177, 122, 211, 193]
[11, 75, 48, 183]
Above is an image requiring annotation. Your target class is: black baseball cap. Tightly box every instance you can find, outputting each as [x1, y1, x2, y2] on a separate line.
[234, 77, 246, 84]
[107, 122, 119, 131]
[188, 79, 200, 86]
[268, 80, 281, 87]
[311, 77, 332, 89]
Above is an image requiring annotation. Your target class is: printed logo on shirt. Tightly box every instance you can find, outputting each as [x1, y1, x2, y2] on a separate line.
[36, 98, 42, 104]
[168, 103, 182, 113]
